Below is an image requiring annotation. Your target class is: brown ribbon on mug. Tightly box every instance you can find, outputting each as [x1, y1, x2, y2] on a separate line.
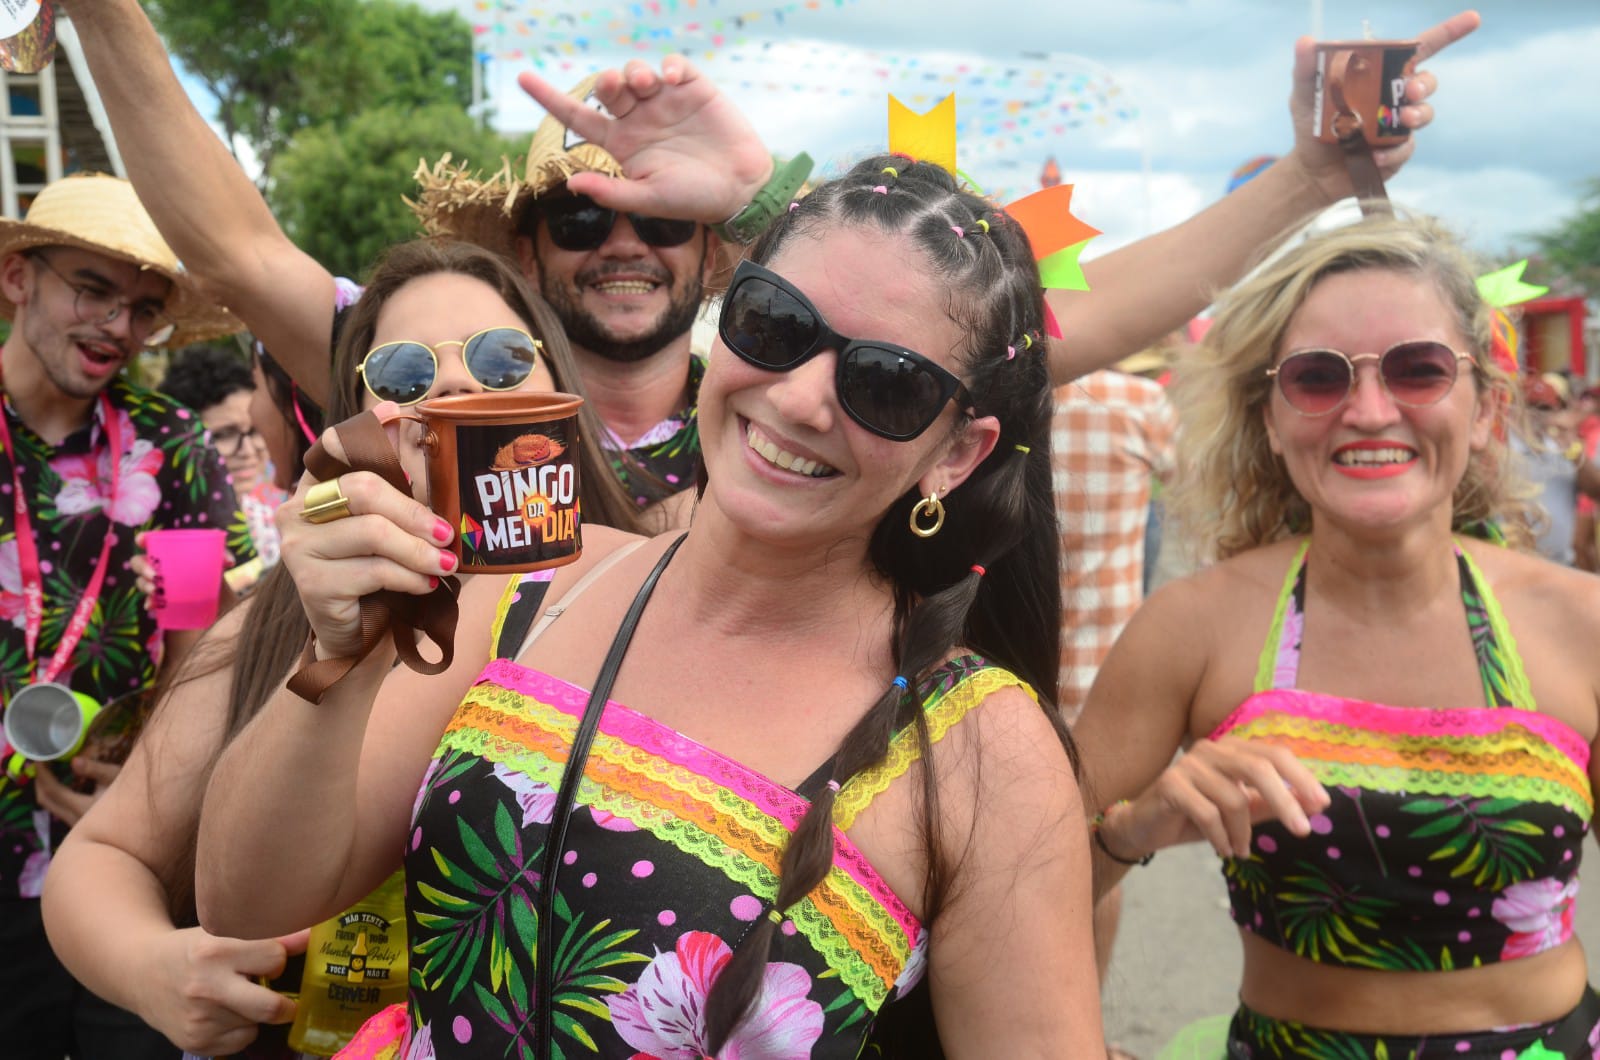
[1324, 48, 1395, 218]
[286, 410, 460, 704]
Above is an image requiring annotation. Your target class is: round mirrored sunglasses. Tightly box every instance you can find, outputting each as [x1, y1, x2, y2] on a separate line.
[357, 327, 545, 406]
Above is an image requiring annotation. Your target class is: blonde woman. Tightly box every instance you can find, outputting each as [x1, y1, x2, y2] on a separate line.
[1075, 214, 1600, 1057]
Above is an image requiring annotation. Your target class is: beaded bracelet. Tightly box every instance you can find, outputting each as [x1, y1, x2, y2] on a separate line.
[1089, 799, 1155, 867]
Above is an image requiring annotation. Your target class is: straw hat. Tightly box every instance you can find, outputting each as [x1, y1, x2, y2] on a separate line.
[410, 76, 626, 261]
[0, 173, 242, 344]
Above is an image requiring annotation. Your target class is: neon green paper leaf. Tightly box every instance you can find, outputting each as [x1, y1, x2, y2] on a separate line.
[1476, 260, 1548, 309]
[1038, 239, 1094, 291]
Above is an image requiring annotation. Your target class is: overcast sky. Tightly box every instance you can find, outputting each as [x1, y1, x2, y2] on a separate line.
[410, 0, 1598, 261]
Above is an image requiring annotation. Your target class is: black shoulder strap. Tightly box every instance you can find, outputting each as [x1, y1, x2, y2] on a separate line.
[494, 577, 553, 660]
[533, 533, 687, 1058]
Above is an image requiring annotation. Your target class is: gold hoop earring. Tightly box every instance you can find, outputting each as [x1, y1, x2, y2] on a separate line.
[909, 492, 945, 538]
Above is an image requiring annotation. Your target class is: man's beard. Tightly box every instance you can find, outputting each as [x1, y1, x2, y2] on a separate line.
[538, 258, 706, 365]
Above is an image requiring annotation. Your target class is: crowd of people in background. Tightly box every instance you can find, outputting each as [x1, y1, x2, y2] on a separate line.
[4, 3, 1600, 1059]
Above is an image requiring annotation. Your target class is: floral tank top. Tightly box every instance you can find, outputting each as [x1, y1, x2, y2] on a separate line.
[1212, 540, 1592, 972]
[341, 573, 1031, 1058]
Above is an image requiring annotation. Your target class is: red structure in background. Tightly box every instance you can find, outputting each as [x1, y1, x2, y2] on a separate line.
[1521, 295, 1590, 379]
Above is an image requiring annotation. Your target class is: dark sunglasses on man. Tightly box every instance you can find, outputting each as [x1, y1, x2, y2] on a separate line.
[718, 260, 972, 442]
[520, 193, 699, 253]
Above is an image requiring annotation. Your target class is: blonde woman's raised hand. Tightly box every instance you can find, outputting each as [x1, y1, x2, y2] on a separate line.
[1284, 10, 1481, 203]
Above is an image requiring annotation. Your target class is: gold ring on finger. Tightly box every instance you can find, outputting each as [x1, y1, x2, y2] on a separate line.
[301, 478, 353, 524]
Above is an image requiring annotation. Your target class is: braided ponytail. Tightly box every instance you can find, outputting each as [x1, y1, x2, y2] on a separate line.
[703, 155, 1076, 1053]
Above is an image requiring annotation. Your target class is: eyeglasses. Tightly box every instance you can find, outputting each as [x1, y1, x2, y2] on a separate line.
[1266, 340, 1475, 417]
[31, 253, 176, 347]
[718, 260, 971, 441]
[209, 425, 261, 457]
[530, 195, 699, 252]
[356, 327, 545, 406]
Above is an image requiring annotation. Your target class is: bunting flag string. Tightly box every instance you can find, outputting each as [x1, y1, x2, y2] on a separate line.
[463, 2, 1138, 164]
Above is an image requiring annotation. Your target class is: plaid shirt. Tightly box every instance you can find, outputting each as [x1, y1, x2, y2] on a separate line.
[1051, 371, 1176, 721]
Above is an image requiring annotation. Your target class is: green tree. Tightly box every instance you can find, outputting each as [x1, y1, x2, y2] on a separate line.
[148, 0, 477, 181]
[1528, 177, 1600, 294]
[269, 103, 516, 280]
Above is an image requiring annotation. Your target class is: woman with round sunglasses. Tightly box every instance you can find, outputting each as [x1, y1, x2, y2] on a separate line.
[42, 239, 646, 1058]
[1073, 213, 1600, 1058]
[192, 155, 1103, 1057]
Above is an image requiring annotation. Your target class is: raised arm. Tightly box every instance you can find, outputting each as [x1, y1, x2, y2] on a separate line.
[1048, 10, 1482, 381]
[57, 0, 339, 404]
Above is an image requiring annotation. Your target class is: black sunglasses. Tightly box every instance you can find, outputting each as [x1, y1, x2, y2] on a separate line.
[527, 194, 699, 252]
[718, 260, 971, 441]
[356, 327, 545, 406]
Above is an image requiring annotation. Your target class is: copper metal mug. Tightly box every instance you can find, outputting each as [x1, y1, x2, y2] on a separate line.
[393, 392, 585, 574]
[1312, 39, 1420, 147]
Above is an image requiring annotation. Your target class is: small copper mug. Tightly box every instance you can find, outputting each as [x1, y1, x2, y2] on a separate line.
[1312, 39, 1419, 147]
[395, 392, 585, 574]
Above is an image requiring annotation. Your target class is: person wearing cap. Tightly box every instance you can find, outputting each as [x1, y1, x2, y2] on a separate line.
[59, 0, 1473, 507]
[0, 172, 252, 1059]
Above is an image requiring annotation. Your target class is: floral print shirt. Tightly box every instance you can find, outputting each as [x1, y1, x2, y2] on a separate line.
[0, 375, 254, 899]
[605, 356, 702, 508]
[1216, 541, 1592, 971]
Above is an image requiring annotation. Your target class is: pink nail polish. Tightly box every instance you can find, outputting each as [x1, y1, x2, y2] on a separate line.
[432, 518, 452, 544]
[439, 551, 457, 573]
[428, 576, 440, 590]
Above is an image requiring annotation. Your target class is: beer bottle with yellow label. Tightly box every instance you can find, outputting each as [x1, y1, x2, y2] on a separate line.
[287, 870, 407, 1056]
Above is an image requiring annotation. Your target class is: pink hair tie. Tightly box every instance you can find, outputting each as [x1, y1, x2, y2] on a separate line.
[1006, 345, 1017, 360]
[871, 185, 888, 194]
[788, 201, 800, 212]
[951, 225, 965, 238]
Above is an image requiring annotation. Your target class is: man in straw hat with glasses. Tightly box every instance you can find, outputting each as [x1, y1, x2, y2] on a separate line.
[0, 172, 251, 1059]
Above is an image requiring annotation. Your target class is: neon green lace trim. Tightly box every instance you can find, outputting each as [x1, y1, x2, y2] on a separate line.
[832, 667, 1034, 831]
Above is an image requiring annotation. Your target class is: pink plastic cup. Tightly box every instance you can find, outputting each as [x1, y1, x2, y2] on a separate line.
[144, 528, 226, 629]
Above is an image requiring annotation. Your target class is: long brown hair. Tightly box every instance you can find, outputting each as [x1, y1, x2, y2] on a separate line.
[160, 238, 643, 918]
[702, 157, 1078, 1055]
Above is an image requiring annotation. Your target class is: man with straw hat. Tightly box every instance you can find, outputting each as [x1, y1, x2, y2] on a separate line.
[0, 172, 250, 1058]
[409, 76, 806, 505]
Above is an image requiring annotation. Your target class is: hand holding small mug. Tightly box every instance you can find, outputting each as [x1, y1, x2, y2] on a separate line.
[279, 392, 586, 693]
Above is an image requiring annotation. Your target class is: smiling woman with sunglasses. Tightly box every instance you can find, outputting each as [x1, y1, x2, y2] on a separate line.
[194, 155, 1104, 1058]
[1074, 214, 1600, 1058]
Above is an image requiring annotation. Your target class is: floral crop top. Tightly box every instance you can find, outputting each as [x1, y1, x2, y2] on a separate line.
[340, 573, 1034, 1058]
[1211, 541, 1592, 972]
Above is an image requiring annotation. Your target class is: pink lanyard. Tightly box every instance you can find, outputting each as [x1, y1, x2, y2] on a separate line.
[0, 386, 124, 685]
